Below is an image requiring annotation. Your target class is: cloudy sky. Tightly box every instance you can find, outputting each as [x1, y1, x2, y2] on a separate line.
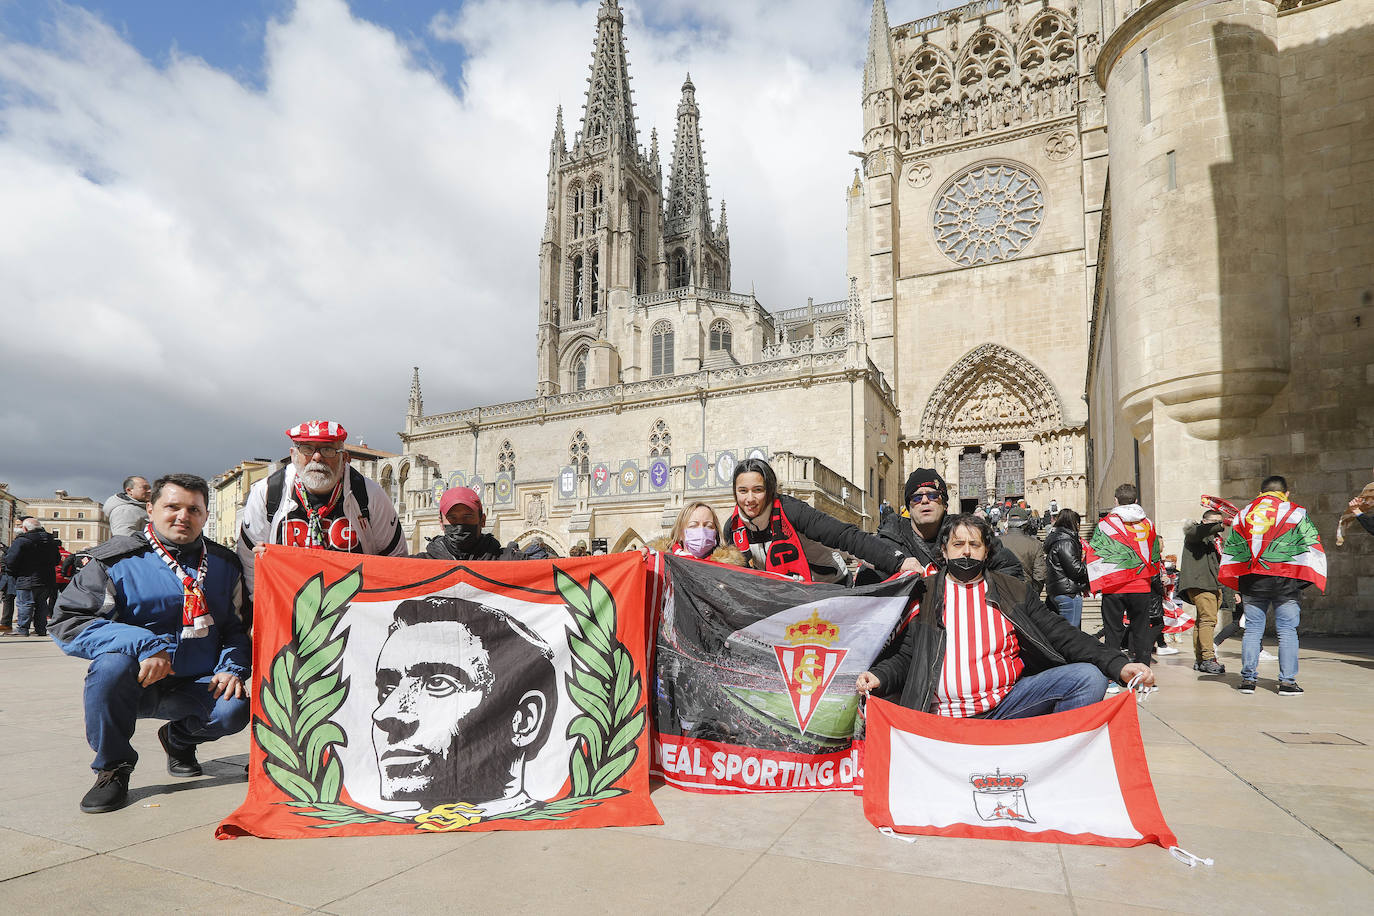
[0, 0, 943, 504]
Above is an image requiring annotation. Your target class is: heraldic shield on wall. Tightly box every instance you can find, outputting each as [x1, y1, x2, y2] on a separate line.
[218, 550, 661, 838]
[652, 557, 913, 793]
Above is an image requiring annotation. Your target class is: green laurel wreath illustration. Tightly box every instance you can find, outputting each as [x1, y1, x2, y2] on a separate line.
[1256, 515, 1321, 567]
[254, 565, 646, 829]
[1089, 529, 1145, 570]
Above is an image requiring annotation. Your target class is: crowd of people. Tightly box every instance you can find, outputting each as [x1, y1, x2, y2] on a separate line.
[0, 417, 1355, 816]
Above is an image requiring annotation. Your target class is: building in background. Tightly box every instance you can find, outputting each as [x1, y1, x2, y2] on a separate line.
[0, 484, 27, 544]
[18, 491, 108, 552]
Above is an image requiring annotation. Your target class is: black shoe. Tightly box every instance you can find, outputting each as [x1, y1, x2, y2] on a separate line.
[80, 764, 133, 813]
[1239, 679, 1257, 694]
[4, 630, 30, 638]
[1278, 681, 1304, 697]
[1195, 659, 1226, 675]
[158, 723, 203, 777]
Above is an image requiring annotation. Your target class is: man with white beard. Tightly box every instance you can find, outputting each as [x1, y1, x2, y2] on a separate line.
[237, 421, 406, 618]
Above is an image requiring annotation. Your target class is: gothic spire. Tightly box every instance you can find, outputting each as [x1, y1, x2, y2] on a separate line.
[717, 200, 728, 238]
[579, 0, 638, 151]
[864, 0, 894, 96]
[666, 73, 711, 235]
[551, 104, 565, 154]
[407, 366, 423, 419]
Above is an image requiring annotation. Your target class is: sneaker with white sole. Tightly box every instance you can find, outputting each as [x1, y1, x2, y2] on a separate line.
[1278, 682, 1304, 697]
[1156, 646, 1180, 656]
[1239, 679, 1257, 694]
[1258, 649, 1277, 662]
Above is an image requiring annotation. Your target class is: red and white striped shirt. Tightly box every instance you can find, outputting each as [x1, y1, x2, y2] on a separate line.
[934, 578, 1024, 717]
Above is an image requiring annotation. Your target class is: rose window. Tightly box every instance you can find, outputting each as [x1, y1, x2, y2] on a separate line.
[933, 163, 1044, 266]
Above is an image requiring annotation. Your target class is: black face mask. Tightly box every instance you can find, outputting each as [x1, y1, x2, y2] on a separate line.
[443, 523, 482, 553]
[946, 555, 986, 583]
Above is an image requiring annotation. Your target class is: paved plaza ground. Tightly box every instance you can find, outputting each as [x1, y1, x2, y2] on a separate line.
[2, 631, 1373, 914]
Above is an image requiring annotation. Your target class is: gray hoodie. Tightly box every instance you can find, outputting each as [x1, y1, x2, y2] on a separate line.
[102, 492, 149, 538]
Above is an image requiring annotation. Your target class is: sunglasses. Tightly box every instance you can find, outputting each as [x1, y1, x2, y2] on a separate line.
[909, 492, 943, 504]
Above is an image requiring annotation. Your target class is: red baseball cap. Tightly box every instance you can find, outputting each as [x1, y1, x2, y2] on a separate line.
[439, 486, 483, 520]
[286, 420, 347, 443]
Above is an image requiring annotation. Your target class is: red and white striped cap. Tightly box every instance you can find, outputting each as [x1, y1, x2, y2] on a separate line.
[286, 420, 347, 443]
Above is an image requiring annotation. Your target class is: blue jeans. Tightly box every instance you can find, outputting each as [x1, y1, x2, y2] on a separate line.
[15, 586, 55, 635]
[84, 653, 250, 771]
[1241, 595, 1300, 683]
[1050, 594, 1082, 629]
[984, 663, 1109, 719]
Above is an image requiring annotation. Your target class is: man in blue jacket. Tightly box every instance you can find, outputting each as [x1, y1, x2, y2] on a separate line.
[50, 474, 251, 814]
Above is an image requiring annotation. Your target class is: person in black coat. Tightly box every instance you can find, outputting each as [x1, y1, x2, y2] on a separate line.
[723, 458, 920, 583]
[876, 468, 1023, 580]
[416, 487, 520, 562]
[858, 513, 1154, 718]
[1043, 508, 1090, 628]
[3, 519, 61, 638]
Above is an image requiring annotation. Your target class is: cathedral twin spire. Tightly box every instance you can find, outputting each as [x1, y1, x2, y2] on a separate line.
[579, 0, 638, 152]
[666, 74, 714, 238]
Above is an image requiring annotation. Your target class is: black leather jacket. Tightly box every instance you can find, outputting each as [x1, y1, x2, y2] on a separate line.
[869, 570, 1129, 713]
[1043, 526, 1089, 597]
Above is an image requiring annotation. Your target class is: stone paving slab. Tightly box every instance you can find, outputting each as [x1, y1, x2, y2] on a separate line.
[1, 636, 1372, 913]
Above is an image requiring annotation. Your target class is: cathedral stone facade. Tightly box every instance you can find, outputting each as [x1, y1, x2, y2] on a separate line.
[386, 0, 1370, 633]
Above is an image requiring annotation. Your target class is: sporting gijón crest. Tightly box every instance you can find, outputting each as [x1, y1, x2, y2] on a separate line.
[772, 611, 848, 734]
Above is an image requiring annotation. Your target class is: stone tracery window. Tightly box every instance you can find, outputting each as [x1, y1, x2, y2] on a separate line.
[570, 429, 590, 474]
[572, 347, 588, 391]
[571, 254, 585, 320]
[590, 249, 600, 315]
[669, 248, 689, 289]
[651, 320, 675, 376]
[570, 182, 585, 238]
[709, 319, 732, 353]
[590, 180, 604, 232]
[933, 162, 1044, 266]
[498, 440, 516, 476]
[823, 324, 847, 348]
[649, 418, 672, 460]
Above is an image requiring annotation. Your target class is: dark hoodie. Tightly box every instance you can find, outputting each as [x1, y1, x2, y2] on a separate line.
[416, 532, 520, 562]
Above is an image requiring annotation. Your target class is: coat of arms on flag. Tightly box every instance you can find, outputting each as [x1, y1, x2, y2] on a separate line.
[863, 693, 1177, 849]
[217, 549, 661, 838]
[1218, 494, 1326, 591]
[653, 557, 913, 793]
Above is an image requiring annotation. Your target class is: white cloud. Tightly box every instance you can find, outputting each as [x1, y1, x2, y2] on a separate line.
[0, 0, 944, 500]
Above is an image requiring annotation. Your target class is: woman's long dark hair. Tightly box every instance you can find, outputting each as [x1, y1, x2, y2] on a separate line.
[1053, 508, 1082, 532]
[732, 458, 777, 507]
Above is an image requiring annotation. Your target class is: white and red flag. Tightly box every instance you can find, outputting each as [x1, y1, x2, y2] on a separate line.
[1218, 493, 1326, 591]
[862, 693, 1177, 849]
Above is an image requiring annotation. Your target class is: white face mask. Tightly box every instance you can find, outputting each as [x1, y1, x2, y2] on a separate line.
[683, 527, 718, 558]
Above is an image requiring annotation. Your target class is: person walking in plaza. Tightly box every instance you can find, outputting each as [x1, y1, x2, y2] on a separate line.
[857, 513, 1153, 718]
[237, 420, 406, 613]
[877, 468, 1023, 579]
[724, 458, 921, 583]
[1001, 507, 1047, 598]
[3, 518, 61, 638]
[1220, 476, 1326, 697]
[416, 486, 518, 561]
[1043, 508, 1089, 628]
[49, 474, 251, 814]
[1180, 508, 1229, 675]
[103, 475, 151, 538]
[1086, 484, 1160, 693]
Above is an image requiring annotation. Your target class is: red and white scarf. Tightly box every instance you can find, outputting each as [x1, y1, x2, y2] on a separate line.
[292, 475, 344, 549]
[935, 578, 1023, 717]
[144, 523, 211, 640]
[728, 501, 813, 581]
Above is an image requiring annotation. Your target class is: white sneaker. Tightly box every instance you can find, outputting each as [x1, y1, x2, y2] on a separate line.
[1105, 683, 1122, 695]
[1156, 646, 1181, 656]
[1258, 650, 1277, 662]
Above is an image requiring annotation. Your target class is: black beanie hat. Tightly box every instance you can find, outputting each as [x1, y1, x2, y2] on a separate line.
[904, 468, 948, 506]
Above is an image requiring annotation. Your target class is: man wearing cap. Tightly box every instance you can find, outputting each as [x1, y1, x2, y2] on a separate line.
[1001, 507, 1048, 599]
[238, 421, 406, 605]
[418, 487, 519, 561]
[877, 468, 1023, 579]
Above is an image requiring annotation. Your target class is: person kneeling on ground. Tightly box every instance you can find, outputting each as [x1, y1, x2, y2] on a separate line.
[857, 513, 1153, 719]
[50, 474, 251, 814]
[724, 458, 922, 582]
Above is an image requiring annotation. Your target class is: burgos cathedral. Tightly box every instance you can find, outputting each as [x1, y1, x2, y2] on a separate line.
[379, 0, 1371, 634]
